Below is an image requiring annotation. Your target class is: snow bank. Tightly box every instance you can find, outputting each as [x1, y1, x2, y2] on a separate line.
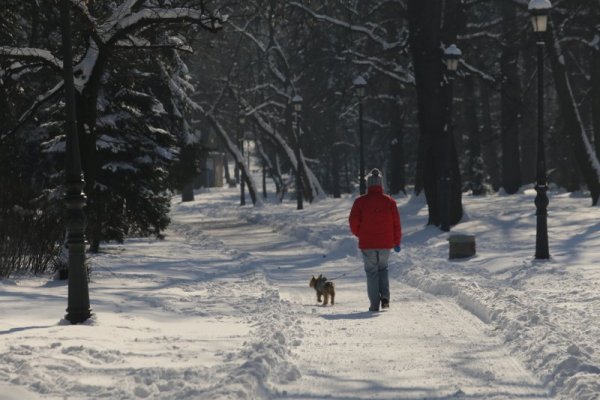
[390, 192, 600, 400]
[201, 282, 302, 399]
[237, 191, 599, 399]
[398, 261, 600, 399]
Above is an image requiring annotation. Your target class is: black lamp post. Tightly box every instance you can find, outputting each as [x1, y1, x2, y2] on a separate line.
[441, 44, 461, 232]
[256, 131, 267, 199]
[353, 76, 367, 195]
[529, 0, 551, 259]
[292, 95, 303, 210]
[60, 0, 91, 324]
[239, 114, 246, 206]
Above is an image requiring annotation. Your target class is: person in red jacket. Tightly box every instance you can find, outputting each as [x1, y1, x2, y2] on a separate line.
[349, 168, 402, 312]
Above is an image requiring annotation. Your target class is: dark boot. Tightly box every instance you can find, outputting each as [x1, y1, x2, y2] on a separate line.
[381, 298, 390, 309]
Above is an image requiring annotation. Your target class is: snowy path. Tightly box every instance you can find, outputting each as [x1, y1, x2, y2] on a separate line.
[172, 194, 552, 399]
[6, 185, 599, 399]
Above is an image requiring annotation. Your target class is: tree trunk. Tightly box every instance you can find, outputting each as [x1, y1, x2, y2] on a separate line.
[408, 0, 463, 227]
[547, 24, 600, 205]
[480, 81, 501, 191]
[75, 45, 109, 253]
[592, 47, 600, 158]
[388, 100, 406, 195]
[520, 46, 537, 185]
[464, 76, 485, 195]
[224, 154, 231, 185]
[257, 138, 282, 195]
[78, 85, 100, 253]
[408, 0, 444, 225]
[500, 0, 522, 194]
[331, 121, 341, 198]
[205, 113, 260, 205]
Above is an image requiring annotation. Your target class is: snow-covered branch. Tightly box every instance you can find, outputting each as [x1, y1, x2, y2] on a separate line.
[558, 35, 600, 49]
[459, 60, 496, 83]
[0, 46, 63, 71]
[235, 91, 325, 201]
[336, 52, 414, 85]
[289, 2, 406, 51]
[0, 81, 64, 142]
[458, 31, 502, 41]
[103, 8, 224, 44]
[229, 21, 289, 86]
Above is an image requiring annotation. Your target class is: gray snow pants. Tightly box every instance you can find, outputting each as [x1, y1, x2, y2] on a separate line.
[361, 249, 391, 310]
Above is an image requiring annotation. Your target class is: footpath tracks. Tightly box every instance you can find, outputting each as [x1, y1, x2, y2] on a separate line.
[182, 211, 552, 399]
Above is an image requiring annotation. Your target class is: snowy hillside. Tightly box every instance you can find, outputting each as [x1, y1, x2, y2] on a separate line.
[1, 185, 599, 399]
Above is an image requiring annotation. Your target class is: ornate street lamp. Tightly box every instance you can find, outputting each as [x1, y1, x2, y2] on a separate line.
[440, 44, 462, 232]
[353, 76, 367, 195]
[292, 95, 303, 210]
[529, 0, 551, 33]
[529, 0, 551, 259]
[60, 0, 91, 323]
[239, 113, 246, 206]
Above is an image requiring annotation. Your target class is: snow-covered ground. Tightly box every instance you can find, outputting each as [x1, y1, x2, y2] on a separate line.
[1, 182, 599, 399]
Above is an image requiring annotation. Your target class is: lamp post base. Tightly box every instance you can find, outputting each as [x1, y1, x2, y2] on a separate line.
[65, 309, 93, 324]
[534, 183, 550, 259]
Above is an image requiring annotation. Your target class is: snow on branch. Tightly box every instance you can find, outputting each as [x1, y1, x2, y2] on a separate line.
[0, 61, 43, 81]
[66, 0, 103, 45]
[339, 52, 414, 85]
[558, 35, 600, 49]
[466, 18, 502, 31]
[289, 2, 405, 51]
[459, 60, 496, 83]
[229, 22, 289, 85]
[115, 39, 194, 53]
[103, 8, 225, 44]
[244, 99, 286, 113]
[0, 46, 63, 71]
[0, 81, 64, 142]
[458, 31, 502, 41]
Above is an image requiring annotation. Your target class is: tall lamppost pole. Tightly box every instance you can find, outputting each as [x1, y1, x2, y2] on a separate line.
[60, 0, 91, 323]
[292, 95, 303, 210]
[255, 131, 267, 199]
[441, 44, 462, 232]
[239, 114, 246, 206]
[353, 76, 367, 195]
[529, 0, 551, 259]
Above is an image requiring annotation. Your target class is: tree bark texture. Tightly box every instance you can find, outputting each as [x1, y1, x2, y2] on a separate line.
[500, 0, 522, 194]
[408, 0, 463, 227]
[520, 43, 537, 185]
[464, 76, 485, 195]
[480, 81, 501, 191]
[388, 100, 406, 195]
[547, 24, 600, 205]
[592, 48, 600, 158]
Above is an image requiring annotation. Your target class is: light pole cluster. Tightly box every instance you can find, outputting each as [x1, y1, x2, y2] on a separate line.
[441, 44, 462, 232]
[529, 0, 551, 259]
[353, 76, 367, 195]
[292, 95, 303, 210]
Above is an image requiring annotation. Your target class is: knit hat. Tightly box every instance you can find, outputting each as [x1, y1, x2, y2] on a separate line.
[366, 168, 383, 187]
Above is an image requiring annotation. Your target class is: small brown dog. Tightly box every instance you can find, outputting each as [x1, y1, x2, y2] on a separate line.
[309, 274, 335, 305]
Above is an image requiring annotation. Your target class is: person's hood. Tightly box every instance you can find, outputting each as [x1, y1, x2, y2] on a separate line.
[367, 185, 383, 194]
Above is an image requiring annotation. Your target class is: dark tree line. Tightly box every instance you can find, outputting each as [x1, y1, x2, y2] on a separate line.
[1, 0, 599, 276]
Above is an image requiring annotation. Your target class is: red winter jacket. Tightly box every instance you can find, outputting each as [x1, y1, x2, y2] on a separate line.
[349, 185, 402, 249]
